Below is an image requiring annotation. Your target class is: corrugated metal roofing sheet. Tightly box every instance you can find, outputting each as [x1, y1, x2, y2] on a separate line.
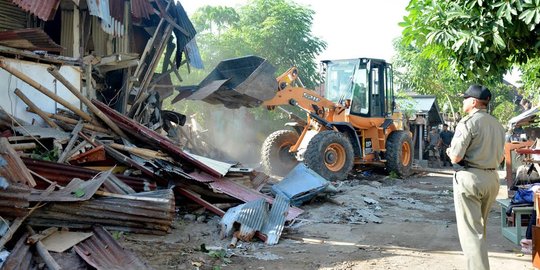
[209, 177, 303, 221]
[0, 28, 64, 52]
[236, 198, 268, 241]
[87, 0, 124, 37]
[11, 0, 60, 21]
[0, 182, 30, 218]
[28, 169, 111, 202]
[261, 194, 289, 245]
[0, 0, 27, 31]
[74, 226, 154, 270]
[131, 0, 154, 19]
[184, 28, 203, 69]
[185, 152, 234, 176]
[509, 106, 539, 127]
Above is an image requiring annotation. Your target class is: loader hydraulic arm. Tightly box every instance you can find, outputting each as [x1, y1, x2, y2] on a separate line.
[263, 67, 345, 119]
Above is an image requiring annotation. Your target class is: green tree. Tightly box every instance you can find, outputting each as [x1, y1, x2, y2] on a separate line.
[397, 0, 525, 124]
[401, 0, 540, 83]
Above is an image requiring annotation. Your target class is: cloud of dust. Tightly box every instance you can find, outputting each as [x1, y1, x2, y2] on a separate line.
[200, 105, 268, 167]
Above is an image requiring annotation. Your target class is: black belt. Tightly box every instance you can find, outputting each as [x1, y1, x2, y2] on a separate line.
[465, 166, 496, 171]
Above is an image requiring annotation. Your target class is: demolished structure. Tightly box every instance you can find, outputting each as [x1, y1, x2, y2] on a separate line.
[0, 0, 307, 268]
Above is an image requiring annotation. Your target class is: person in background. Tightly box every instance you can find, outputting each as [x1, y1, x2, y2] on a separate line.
[426, 126, 441, 167]
[446, 84, 505, 270]
[439, 124, 454, 166]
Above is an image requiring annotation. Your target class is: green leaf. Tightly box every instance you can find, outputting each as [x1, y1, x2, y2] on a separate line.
[72, 188, 85, 198]
[493, 32, 506, 49]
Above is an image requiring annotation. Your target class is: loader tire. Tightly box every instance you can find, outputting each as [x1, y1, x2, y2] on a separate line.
[261, 130, 299, 177]
[304, 130, 354, 181]
[386, 130, 413, 177]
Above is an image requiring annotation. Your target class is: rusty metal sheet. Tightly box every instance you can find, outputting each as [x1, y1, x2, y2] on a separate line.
[0, 28, 63, 52]
[68, 145, 107, 164]
[22, 157, 155, 192]
[209, 177, 303, 221]
[176, 187, 225, 217]
[28, 189, 175, 235]
[0, 182, 30, 218]
[189, 171, 219, 183]
[131, 0, 154, 19]
[28, 169, 111, 202]
[74, 226, 154, 270]
[92, 99, 222, 178]
[11, 0, 60, 21]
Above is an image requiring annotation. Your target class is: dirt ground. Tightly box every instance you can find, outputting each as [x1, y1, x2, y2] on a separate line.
[121, 169, 532, 270]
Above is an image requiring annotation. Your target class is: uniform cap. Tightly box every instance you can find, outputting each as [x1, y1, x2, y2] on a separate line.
[462, 84, 491, 102]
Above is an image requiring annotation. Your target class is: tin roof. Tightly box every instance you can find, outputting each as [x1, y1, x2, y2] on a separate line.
[74, 226, 154, 270]
[0, 28, 64, 52]
[11, 0, 60, 21]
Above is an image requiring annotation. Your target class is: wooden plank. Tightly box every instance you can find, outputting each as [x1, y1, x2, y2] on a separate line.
[41, 231, 93, 253]
[0, 137, 36, 187]
[57, 121, 83, 163]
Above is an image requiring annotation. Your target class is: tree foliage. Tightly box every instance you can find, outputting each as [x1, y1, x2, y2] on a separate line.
[392, 37, 518, 125]
[181, 0, 326, 89]
[401, 0, 540, 82]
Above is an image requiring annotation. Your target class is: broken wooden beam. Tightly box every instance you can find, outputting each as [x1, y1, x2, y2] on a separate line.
[48, 66, 127, 138]
[14, 88, 60, 129]
[57, 121, 83, 163]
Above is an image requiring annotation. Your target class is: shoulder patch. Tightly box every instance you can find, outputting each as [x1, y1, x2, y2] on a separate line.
[455, 129, 462, 138]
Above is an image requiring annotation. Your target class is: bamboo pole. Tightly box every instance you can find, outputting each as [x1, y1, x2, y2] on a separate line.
[27, 226, 61, 270]
[109, 142, 171, 161]
[47, 67, 127, 138]
[0, 59, 94, 123]
[14, 88, 60, 129]
[10, 142, 36, 151]
[26, 108, 111, 134]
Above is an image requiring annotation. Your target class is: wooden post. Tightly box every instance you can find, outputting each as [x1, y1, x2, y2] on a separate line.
[27, 226, 62, 270]
[47, 66, 127, 138]
[14, 88, 60, 129]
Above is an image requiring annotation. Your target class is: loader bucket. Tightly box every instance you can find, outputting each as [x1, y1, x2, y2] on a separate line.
[188, 55, 278, 108]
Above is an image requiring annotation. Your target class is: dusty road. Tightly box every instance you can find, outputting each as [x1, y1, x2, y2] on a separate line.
[122, 170, 532, 269]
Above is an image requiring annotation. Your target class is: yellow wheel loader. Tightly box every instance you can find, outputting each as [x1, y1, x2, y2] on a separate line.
[181, 56, 412, 180]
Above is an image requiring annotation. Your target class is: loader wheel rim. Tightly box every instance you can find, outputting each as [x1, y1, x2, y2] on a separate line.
[278, 143, 294, 161]
[324, 143, 346, 172]
[401, 141, 411, 166]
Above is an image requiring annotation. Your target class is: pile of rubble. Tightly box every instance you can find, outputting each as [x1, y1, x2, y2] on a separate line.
[0, 84, 314, 268]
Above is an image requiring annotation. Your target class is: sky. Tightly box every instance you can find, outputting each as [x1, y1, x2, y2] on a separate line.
[181, 0, 410, 62]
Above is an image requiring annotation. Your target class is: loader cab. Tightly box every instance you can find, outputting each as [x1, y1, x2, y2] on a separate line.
[322, 58, 394, 118]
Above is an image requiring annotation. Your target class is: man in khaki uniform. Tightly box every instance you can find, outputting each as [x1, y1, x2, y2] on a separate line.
[446, 84, 505, 270]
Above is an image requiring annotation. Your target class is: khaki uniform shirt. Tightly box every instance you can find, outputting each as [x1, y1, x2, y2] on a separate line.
[448, 108, 505, 169]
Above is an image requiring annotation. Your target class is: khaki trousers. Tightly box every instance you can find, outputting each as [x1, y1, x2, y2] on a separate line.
[453, 168, 500, 270]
